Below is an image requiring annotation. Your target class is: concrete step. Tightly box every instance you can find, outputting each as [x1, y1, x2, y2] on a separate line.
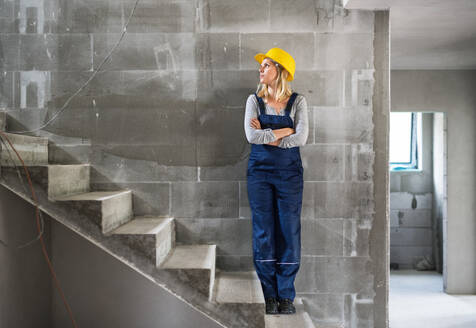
[55, 190, 133, 234]
[0, 132, 48, 166]
[215, 271, 264, 304]
[214, 271, 265, 327]
[160, 244, 216, 300]
[265, 298, 315, 328]
[0, 164, 90, 199]
[111, 217, 175, 267]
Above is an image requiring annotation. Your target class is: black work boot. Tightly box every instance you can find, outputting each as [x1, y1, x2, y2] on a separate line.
[278, 298, 296, 314]
[265, 297, 279, 314]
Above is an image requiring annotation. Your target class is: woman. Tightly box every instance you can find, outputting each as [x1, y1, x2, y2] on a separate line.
[243, 47, 309, 315]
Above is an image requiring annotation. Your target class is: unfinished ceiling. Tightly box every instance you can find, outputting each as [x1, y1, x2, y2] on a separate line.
[345, 0, 476, 69]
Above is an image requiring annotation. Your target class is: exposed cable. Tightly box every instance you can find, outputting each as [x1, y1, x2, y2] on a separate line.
[11, 0, 141, 134]
[0, 131, 78, 328]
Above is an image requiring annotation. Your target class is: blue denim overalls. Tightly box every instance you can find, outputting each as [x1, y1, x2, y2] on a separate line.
[247, 92, 303, 301]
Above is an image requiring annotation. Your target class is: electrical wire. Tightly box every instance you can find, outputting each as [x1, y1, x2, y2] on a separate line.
[0, 131, 78, 328]
[11, 0, 141, 134]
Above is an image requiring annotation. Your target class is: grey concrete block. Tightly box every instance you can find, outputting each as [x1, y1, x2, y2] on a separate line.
[161, 245, 216, 299]
[196, 108, 249, 166]
[390, 192, 413, 210]
[175, 218, 251, 256]
[315, 107, 373, 143]
[301, 144, 345, 181]
[270, 0, 319, 32]
[198, 0, 269, 32]
[296, 256, 373, 294]
[53, 1, 196, 33]
[120, 1, 196, 33]
[172, 182, 239, 218]
[48, 144, 91, 165]
[314, 182, 374, 218]
[301, 182, 317, 219]
[91, 105, 196, 151]
[112, 217, 175, 267]
[302, 219, 344, 256]
[390, 246, 433, 266]
[90, 145, 197, 182]
[332, 5, 374, 33]
[306, 108, 315, 144]
[390, 227, 432, 247]
[293, 70, 343, 106]
[196, 33, 240, 70]
[344, 294, 374, 328]
[19, 34, 92, 71]
[93, 33, 196, 71]
[47, 71, 94, 109]
[298, 293, 344, 326]
[196, 70, 257, 110]
[344, 69, 374, 107]
[0, 132, 48, 166]
[390, 192, 432, 210]
[7, 108, 94, 142]
[343, 218, 371, 257]
[55, 190, 133, 234]
[0, 35, 19, 70]
[390, 209, 432, 228]
[0, 73, 14, 109]
[240, 33, 315, 70]
[216, 255, 253, 271]
[200, 157, 248, 181]
[344, 143, 374, 181]
[86, 70, 198, 109]
[390, 172, 401, 192]
[316, 33, 374, 69]
[239, 181, 253, 219]
[0, 0, 15, 33]
[91, 182, 170, 217]
[415, 193, 432, 209]
[47, 164, 90, 199]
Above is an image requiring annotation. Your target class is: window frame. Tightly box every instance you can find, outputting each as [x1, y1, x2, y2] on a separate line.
[390, 112, 420, 171]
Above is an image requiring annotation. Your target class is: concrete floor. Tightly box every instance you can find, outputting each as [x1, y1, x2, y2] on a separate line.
[390, 270, 476, 328]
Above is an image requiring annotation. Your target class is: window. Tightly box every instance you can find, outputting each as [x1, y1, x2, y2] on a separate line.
[390, 112, 420, 170]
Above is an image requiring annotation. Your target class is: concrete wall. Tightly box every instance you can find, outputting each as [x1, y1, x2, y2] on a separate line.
[392, 70, 476, 294]
[432, 113, 447, 275]
[390, 113, 434, 269]
[0, 185, 52, 328]
[1, 1, 390, 326]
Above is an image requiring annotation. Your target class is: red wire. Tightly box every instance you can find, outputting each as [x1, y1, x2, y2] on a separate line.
[0, 131, 78, 328]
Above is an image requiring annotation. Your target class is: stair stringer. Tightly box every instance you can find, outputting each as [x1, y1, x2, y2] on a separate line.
[0, 171, 265, 328]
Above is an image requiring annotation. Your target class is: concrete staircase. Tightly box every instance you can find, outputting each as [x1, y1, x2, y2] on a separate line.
[0, 111, 315, 328]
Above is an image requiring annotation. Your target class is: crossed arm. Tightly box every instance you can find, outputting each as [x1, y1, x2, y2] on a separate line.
[249, 118, 295, 146]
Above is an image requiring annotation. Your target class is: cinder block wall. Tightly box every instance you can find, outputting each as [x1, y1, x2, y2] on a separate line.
[1, 0, 387, 326]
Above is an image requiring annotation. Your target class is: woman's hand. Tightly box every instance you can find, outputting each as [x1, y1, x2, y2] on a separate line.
[250, 118, 261, 130]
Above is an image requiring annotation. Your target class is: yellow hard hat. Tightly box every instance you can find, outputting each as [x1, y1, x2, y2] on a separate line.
[254, 47, 296, 81]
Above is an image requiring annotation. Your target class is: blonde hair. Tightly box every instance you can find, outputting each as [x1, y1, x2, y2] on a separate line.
[256, 58, 293, 102]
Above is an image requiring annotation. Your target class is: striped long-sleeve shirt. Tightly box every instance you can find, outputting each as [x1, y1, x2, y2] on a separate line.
[243, 93, 309, 148]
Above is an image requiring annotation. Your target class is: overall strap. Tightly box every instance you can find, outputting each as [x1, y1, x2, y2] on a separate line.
[254, 93, 266, 116]
[284, 92, 298, 117]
